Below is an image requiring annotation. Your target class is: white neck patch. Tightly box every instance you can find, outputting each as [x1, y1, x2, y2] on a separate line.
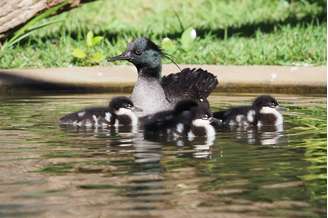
[192, 119, 216, 138]
[259, 106, 283, 125]
[116, 108, 138, 126]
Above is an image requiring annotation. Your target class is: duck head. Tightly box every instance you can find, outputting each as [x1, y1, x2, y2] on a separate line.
[109, 96, 141, 116]
[173, 100, 218, 127]
[109, 37, 163, 78]
[190, 104, 218, 126]
[252, 95, 279, 111]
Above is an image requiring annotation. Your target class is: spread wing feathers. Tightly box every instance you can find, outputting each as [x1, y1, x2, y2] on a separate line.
[161, 68, 218, 103]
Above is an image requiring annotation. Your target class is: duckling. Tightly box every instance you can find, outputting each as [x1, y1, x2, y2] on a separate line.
[59, 96, 138, 127]
[213, 95, 283, 127]
[143, 100, 218, 140]
[187, 104, 217, 140]
[109, 37, 218, 117]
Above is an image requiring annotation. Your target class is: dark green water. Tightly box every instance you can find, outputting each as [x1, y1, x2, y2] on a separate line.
[0, 93, 326, 218]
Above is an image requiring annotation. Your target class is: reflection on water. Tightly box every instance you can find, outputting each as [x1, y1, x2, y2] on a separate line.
[0, 94, 325, 217]
[219, 124, 285, 146]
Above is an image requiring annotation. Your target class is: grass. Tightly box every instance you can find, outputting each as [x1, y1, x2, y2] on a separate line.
[285, 105, 327, 206]
[0, 0, 326, 68]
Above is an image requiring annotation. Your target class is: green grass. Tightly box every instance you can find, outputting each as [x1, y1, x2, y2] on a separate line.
[286, 105, 327, 205]
[0, 0, 326, 68]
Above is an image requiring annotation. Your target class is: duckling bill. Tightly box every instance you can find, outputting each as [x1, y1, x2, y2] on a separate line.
[109, 37, 218, 117]
[59, 97, 138, 127]
[213, 95, 283, 127]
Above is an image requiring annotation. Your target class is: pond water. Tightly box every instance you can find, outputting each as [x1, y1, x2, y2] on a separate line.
[0, 93, 326, 218]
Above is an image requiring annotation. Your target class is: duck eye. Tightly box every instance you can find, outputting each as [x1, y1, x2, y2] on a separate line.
[134, 49, 142, 55]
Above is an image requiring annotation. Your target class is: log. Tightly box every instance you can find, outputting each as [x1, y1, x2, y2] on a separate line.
[0, 0, 96, 41]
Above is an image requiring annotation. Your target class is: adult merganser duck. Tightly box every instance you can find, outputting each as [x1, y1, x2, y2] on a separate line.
[213, 95, 283, 127]
[109, 37, 218, 117]
[59, 96, 138, 127]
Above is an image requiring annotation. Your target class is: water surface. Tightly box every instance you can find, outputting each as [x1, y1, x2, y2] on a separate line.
[0, 93, 326, 218]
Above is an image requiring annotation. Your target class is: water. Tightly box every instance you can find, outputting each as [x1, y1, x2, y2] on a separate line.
[0, 93, 326, 218]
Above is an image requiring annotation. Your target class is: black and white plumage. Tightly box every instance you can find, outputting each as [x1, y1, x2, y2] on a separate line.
[59, 97, 138, 128]
[143, 100, 218, 141]
[161, 68, 218, 107]
[109, 37, 218, 116]
[213, 95, 283, 127]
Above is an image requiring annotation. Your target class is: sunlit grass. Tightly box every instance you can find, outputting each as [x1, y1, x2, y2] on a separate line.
[0, 0, 326, 68]
[285, 105, 327, 205]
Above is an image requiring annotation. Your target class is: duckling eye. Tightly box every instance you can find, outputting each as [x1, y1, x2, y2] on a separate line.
[124, 104, 132, 109]
[134, 49, 142, 55]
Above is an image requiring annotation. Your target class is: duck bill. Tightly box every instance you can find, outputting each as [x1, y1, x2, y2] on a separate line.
[132, 106, 143, 112]
[108, 51, 131, 62]
[208, 117, 217, 123]
[276, 106, 286, 113]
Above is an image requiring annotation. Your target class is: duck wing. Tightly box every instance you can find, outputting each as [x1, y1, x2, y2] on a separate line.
[161, 68, 218, 105]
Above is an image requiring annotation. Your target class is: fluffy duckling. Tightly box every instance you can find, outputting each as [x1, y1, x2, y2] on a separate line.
[143, 100, 218, 139]
[59, 97, 138, 127]
[213, 95, 283, 127]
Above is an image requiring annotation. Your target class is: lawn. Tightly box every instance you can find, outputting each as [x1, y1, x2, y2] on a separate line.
[0, 0, 326, 68]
